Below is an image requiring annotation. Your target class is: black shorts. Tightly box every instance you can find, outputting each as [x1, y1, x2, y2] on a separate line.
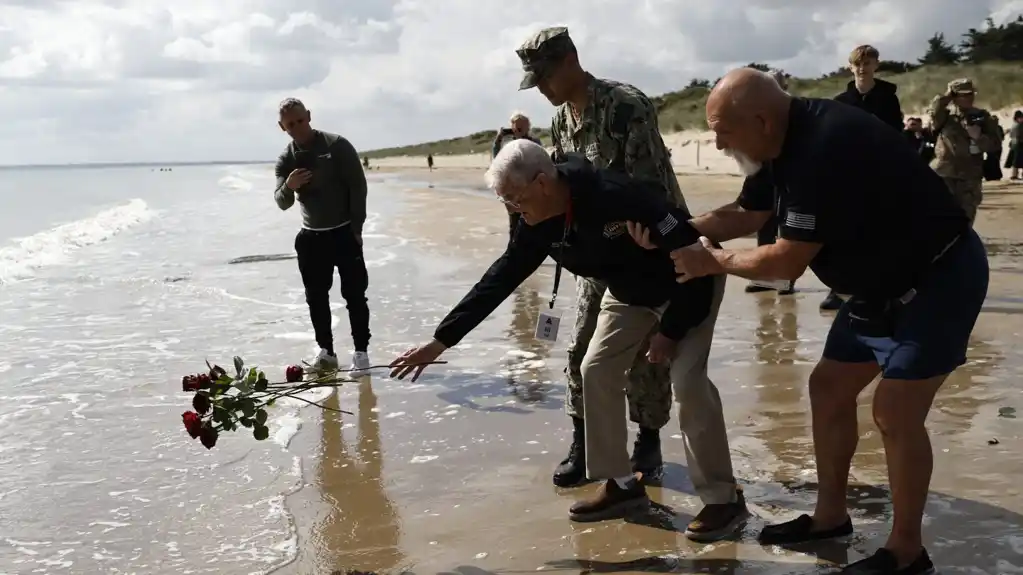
[823, 229, 989, 379]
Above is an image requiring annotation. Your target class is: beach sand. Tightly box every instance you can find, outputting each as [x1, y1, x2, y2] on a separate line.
[276, 168, 1023, 575]
[367, 105, 1023, 178]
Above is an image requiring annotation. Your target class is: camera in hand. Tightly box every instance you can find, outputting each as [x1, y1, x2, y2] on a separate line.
[965, 110, 986, 127]
[499, 127, 514, 136]
[294, 150, 317, 172]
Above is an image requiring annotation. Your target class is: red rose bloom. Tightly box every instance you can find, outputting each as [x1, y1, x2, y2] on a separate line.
[199, 425, 218, 449]
[182, 411, 202, 439]
[285, 365, 304, 383]
[182, 375, 201, 392]
[197, 373, 212, 389]
[192, 393, 211, 415]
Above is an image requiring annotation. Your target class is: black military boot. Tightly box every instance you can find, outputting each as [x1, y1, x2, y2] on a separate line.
[631, 427, 664, 480]
[553, 417, 589, 488]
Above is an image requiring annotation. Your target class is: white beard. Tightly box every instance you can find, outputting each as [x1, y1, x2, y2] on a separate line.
[724, 148, 764, 176]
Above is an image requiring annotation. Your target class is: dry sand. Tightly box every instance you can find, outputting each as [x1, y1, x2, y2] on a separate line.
[276, 168, 1023, 575]
[367, 106, 1023, 177]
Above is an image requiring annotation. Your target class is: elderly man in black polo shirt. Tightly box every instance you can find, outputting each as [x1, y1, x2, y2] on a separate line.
[389, 139, 748, 541]
[630, 68, 986, 574]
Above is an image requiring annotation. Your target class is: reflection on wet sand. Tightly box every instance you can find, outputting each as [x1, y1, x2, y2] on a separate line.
[310, 384, 404, 574]
[502, 285, 553, 403]
[749, 294, 810, 476]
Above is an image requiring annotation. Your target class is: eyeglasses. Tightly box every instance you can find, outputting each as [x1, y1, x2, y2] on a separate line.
[496, 193, 521, 209]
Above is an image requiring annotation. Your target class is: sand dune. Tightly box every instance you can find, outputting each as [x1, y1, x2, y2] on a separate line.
[367, 105, 1022, 175]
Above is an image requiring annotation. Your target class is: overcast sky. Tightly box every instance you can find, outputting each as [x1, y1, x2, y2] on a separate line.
[1, 0, 1021, 165]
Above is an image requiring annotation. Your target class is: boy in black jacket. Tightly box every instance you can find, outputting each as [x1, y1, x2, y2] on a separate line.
[819, 44, 905, 311]
[834, 45, 904, 133]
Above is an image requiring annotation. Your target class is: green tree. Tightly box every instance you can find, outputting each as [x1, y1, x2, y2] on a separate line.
[919, 32, 961, 64]
[960, 16, 1023, 62]
[686, 78, 711, 89]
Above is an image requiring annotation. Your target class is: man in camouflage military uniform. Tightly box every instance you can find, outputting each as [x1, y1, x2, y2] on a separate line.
[928, 78, 1001, 224]
[515, 27, 743, 541]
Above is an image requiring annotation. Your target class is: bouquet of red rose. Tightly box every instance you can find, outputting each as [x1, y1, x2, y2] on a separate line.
[180, 356, 444, 449]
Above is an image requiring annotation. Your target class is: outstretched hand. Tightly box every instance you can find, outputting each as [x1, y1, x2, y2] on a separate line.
[388, 340, 446, 382]
[626, 221, 656, 250]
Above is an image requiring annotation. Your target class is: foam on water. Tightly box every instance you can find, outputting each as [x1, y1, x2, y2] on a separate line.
[218, 174, 255, 193]
[0, 164, 429, 573]
[0, 198, 155, 284]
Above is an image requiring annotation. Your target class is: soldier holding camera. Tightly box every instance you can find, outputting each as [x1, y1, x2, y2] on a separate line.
[928, 78, 1001, 224]
[493, 113, 543, 236]
[274, 98, 373, 376]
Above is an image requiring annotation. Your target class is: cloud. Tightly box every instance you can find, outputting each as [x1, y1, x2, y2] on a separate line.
[0, 0, 1018, 165]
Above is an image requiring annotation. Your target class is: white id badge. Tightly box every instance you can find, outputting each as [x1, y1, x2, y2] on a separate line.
[534, 309, 562, 342]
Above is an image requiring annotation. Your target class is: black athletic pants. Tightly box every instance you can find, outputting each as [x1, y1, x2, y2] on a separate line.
[294, 226, 371, 353]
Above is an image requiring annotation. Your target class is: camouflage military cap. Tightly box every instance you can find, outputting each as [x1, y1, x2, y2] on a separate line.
[515, 26, 576, 90]
[948, 78, 976, 94]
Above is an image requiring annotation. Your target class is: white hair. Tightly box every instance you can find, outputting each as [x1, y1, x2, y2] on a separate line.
[509, 111, 530, 124]
[484, 138, 555, 189]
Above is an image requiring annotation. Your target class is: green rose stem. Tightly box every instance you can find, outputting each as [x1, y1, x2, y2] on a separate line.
[200, 360, 448, 433]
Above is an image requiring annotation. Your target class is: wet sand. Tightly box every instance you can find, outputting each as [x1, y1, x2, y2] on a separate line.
[278, 171, 1023, 575]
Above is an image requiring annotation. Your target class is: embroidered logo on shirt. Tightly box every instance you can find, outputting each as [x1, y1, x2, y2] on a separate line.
[318, 153, 332, 159]
[603, 221, 626, 239]
[656, 214, 678, 236]
[785, 211, 816, 230]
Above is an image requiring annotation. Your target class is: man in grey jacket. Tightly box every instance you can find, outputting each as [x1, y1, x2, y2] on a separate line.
[274, 98, 372, 375]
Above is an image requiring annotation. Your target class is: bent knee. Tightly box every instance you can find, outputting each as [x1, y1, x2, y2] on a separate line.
[871, 376, 945, 434]
[580, 353, 622, 390]
[808, 359, 879, 408]
[304, 287, 329, 302]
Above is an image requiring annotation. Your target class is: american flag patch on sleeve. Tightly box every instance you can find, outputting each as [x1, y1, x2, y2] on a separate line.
[785, 211, 816, 230]
[656, 213, 678, 236]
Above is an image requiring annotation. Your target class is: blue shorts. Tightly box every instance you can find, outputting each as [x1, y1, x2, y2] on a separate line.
[823, 229, 989, 380]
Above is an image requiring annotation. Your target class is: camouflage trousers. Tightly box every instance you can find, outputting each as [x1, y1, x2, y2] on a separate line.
[942, 176, 983, 225]
[564, 276, 673, 430]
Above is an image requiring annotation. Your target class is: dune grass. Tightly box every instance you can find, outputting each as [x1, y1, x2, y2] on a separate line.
[362, 61, 1023, 159]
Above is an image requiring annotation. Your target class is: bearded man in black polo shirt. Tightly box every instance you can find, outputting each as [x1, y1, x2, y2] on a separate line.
[630, 68, 987, 574]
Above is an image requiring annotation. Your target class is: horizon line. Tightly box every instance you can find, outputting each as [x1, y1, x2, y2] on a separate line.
[0, 159, 274, 170]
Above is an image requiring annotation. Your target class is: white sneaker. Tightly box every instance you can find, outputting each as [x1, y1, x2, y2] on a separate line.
[349, 351, 372, 377]
[311, 349, 339, 371]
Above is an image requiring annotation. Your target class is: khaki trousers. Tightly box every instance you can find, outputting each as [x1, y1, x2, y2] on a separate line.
[581, 275, 738, 504]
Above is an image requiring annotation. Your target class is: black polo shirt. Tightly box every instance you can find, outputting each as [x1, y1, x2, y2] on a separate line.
[738, 98, 969, 299]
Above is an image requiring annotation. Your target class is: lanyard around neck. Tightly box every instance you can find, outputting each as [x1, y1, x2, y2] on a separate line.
[549, 200, 573, 309]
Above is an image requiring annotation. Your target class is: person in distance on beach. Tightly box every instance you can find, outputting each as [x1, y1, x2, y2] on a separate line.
[273, 98, 373, 376]
[629, 68, 986, 574]
[389, 139, 746, 539]
[516, 26, 689, 497]
[493, 112, 543, 238]
[928, 78, 1001, 224]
